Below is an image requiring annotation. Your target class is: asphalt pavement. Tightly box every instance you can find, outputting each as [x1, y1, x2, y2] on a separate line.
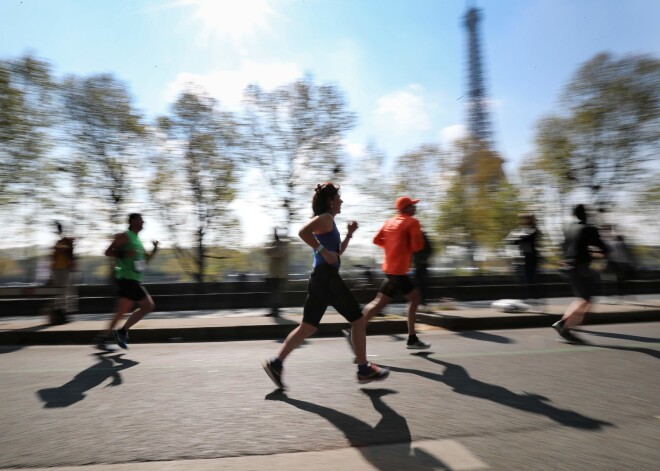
[1, 322, 658, 470]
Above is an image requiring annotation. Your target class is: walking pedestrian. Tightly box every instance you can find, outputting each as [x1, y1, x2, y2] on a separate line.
[50, 222, 76, 325]
[552, 205, 608, 343]
[262, 183, 389, 390]
[358, 196, 431, 350]
[264, 228, 288, 317]
[96, 213, 159, 350]
[505, 213, 542, 303]
[606, 234, 635, 301]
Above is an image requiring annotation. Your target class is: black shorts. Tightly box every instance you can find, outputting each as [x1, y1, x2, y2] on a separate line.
[379, 274, 417, 297]
[302, 264, 362, 327]
[567, 267, 597, 302]
[116, 278, 149, 302]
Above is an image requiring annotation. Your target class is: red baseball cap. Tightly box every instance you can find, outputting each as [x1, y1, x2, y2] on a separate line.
[395, 196, 420, 211]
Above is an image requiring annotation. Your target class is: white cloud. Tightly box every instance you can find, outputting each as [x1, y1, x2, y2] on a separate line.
[374, 85, 431, 135]
[165, 60, 303, 109]
[440, 124, 467, 146]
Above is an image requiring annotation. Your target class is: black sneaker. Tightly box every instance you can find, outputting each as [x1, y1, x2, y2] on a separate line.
[357, 363, 390, 384]
[113, 329, 129, 350]
[551, 319, 565, 336]
[341, 329, 355, 354]
[262, 359, 286, 390]
[406, 338, 431, 350]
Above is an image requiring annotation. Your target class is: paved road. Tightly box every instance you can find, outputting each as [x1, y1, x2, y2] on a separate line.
[1, 323, 658, 470]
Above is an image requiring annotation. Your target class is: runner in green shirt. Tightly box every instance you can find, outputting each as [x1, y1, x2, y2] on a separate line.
[96, 213, 159, 351]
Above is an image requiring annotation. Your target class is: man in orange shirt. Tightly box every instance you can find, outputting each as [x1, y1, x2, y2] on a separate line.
[352, 196, 431, 349]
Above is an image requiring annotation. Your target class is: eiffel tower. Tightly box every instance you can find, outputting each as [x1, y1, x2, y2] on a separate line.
[461, 4, 504, 184]
[464, 5, 493, 146]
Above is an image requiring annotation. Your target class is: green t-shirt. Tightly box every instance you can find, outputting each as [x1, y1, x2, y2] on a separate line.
[115, 230, 146, 281]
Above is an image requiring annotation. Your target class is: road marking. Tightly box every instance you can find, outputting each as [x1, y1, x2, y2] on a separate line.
[415, 439, 489, 470]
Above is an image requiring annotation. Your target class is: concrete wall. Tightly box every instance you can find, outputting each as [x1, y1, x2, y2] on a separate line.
[2, 272, 658, 316]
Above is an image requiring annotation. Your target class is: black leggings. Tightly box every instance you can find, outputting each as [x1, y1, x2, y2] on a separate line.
[302, 264, 363, 327]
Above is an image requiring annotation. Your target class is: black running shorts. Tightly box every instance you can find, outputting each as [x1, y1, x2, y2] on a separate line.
[116, 278, 149, 302]
[379, 274, 417, 297]
[567, 267, 597, 302]
[302, 264, 363, 327]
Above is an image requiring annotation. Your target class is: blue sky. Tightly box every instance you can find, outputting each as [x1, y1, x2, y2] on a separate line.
[2, 0, 659, 246]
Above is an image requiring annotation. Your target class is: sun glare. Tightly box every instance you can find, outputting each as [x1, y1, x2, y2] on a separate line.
[171, 0, 277, 43]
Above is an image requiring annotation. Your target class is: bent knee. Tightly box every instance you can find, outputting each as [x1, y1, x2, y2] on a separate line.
[142, 298, 155, 312]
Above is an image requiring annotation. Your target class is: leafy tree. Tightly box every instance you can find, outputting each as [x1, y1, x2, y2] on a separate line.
[392, 143, 447, 229]
[243, 75, 356, 231]
[149, 85, 240, 283]
[0, 54, 57, 244]
[437, 137, 522, 249]
[532, 52, 660, 211]
[61, 73, 146, 231]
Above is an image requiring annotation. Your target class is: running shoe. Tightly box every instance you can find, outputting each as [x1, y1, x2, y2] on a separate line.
[551, 319, 565, 336]
[357, 363, 390, 383]
[406, 338, 431, 350]
[113, 329, 129, 350]
[262, 359, 286, 390]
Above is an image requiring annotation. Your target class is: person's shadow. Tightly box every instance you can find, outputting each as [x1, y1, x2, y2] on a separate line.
[265, 388, 450, 470]
[457, 330, 514, 344]
[570, 330, 660, 360]
[388, 352, 612, 430]
[36, 353, 139, 408]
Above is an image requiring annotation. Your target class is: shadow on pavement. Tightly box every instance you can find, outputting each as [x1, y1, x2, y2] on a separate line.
[574, 329, 660, 344]
[0, 323, 51, 354]
[36, 352, 139, 408]
[456, 330, 514, 344]
[386, 352, 612, 430]
[571, 330, 660, 359]
[265, 388, 450, 471]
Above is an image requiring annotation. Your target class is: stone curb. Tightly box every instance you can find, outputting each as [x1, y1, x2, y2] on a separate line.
[2, 307, 659, 346]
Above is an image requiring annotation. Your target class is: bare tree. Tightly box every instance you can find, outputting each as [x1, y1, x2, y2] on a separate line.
[243, 75, 356, 231]
[149, 85, 241, 283]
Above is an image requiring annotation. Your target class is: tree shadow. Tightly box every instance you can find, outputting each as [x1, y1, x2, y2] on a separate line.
[385, 352, 612, 430]
[456, 330, 514, 344]
[265, 388, 450, 471]
[36, 353, 139, 408]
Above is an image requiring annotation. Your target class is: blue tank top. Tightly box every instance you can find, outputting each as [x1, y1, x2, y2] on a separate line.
[313, 220, 341, 268]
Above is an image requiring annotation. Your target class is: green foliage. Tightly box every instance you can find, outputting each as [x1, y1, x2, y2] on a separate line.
[0, 54, 57, 220]
[437, 138, 522, 249]
[531, 52, 660, 210]
[61, 73, 146, 227]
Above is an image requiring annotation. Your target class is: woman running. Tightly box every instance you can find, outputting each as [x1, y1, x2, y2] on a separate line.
[262, 182, 390, 389]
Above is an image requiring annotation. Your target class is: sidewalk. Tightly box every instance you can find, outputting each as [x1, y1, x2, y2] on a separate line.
[1, 298, 659, 346]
